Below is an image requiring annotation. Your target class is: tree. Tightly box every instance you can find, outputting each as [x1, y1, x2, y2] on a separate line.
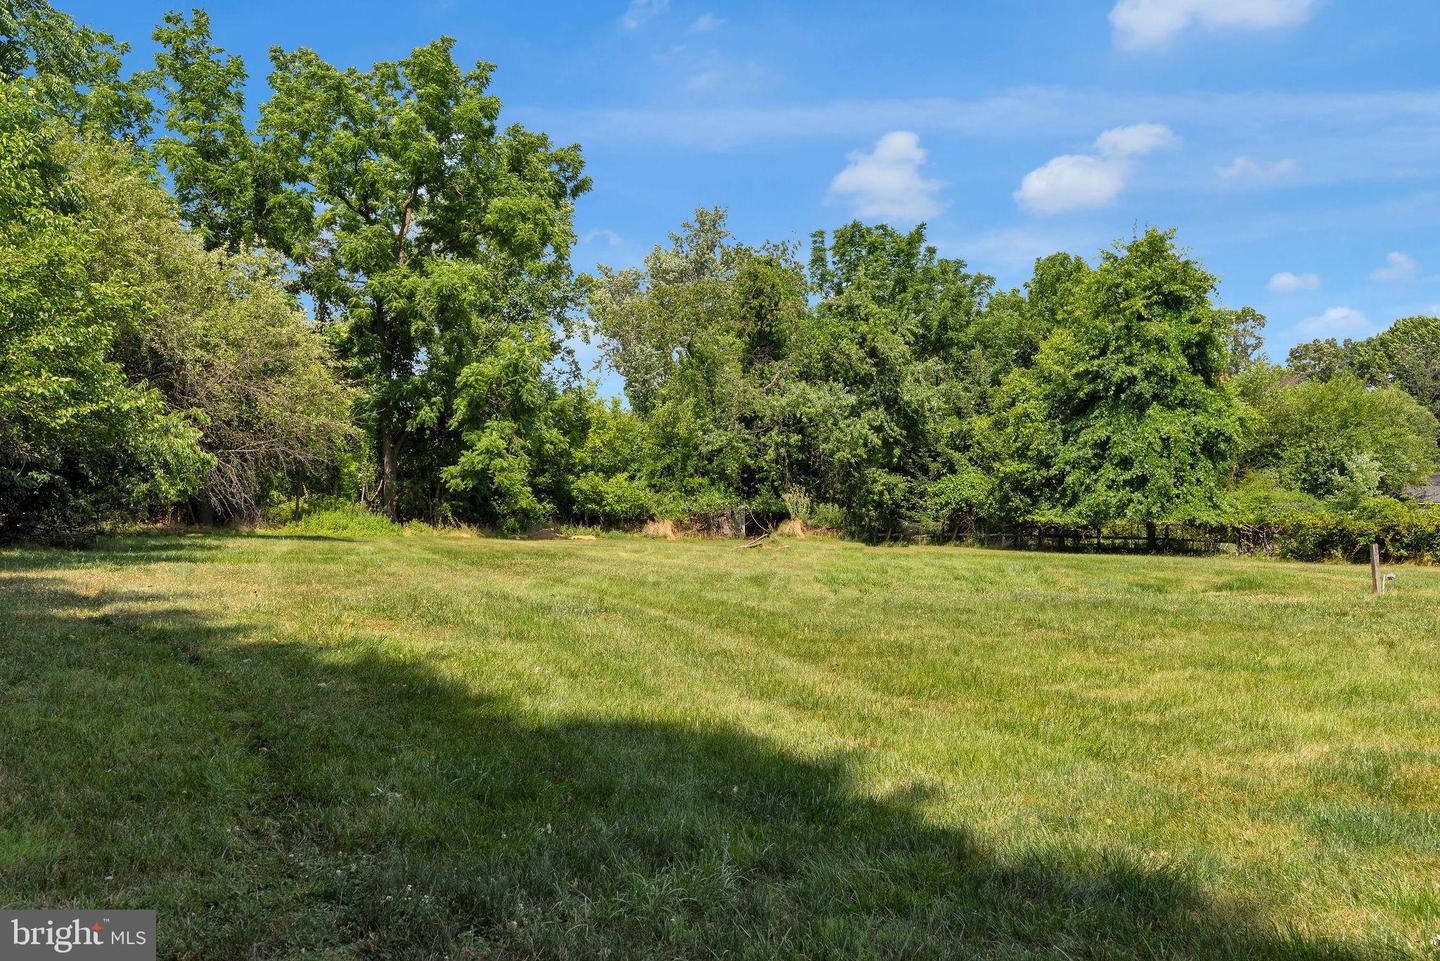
[1217, 305, 1266, 375]
[801, 222, 987, 536]
[254, 38, 590, 520]
[990, 229, 1247, 542]
[0, 82, 207, 534]
[586, 208, 738, 420]
[585, 209, 810, 521]
[148, 8, 258, 252]
[1286, 337, 1350, 380]
[1239, 373, 1438, 499]
[0, 0, 152, 139]
[1347, 314, 1440, 421]
[71, 137, 355, 520]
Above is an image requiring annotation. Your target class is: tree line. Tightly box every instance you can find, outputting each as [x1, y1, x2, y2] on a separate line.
[4, 1, 1439, 554]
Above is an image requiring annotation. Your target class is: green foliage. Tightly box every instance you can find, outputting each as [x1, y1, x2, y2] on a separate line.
[0, 83, 208, 535]
[991, 229, 1247, 529]
[1267, 497, 1440, 563]
[565, 399, 658, 525]
[251, 37, 590, 522]
[1218, 305, 1267, 375]
[569, 473, 653, 526]
[1347, 314, 1440, 421]
[797, 222, 995, 536]
[273, 501, 404, 537]
[148, 9, 256, 252]
[926, 468, 998, 535]
[0, 0, 153, 138]
[588, 212, 1015, 538]
[8, 1, 1439, 546]
[1241, 372, 1438, 499]
[1285, 337, 1349, 380]
[70, 137, 356, 520]
[586, 209, 811, 518]
[1284, 315, 1440, 425]
[1227, 473, 1323, 527]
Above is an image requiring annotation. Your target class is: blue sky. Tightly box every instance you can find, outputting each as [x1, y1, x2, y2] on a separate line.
[71, 0, 1440, 380]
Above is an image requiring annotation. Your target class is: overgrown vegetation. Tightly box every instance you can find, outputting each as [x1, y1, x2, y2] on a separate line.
[3, 0, 1440, 554]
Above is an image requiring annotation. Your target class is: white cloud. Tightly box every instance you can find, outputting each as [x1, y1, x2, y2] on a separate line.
[1369, 251, 1420, 282]
[620, 0, 668, 30]
[828, 131, 944, 222]
[1094, 122, 1179, 157]
[1015, 155, 1128, 216]
[1110, 0, 1316, 50]
[684, 58, 770, 95]
[1014, 123, 1177, 215]
[1267, 271, 1320, 292]
[1296, 306, 1374, 338]
[580, 228, 623, 248]
[689, 12, 724, 33]
[651, 44, 771, 97]
[1218, 155, 1298, 181]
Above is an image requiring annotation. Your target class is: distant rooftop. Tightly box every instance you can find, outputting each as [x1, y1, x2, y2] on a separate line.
[1405, 475, 1440, 504]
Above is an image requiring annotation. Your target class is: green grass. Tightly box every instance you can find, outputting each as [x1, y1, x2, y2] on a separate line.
[1, 532, 1437, 960]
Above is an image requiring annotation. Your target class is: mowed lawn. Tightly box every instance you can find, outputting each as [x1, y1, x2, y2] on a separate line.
[1, 532, 1437, 960]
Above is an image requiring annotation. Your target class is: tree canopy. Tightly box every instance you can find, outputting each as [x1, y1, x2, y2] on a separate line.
[6, 0, 1440, 543]
[989, 230, 1247, 533]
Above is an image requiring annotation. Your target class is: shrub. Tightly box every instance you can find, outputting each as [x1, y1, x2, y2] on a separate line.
[275, 502, 400, 537]
[927, 469, 996, 535]
[569, 472, 654, 526]
[1262, 498, 1440, 563]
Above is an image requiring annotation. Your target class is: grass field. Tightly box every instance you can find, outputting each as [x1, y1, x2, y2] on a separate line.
[1, 531, 1437, 960]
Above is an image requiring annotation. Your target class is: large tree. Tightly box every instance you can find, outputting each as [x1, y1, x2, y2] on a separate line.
[253, 38, 589, 520]
[990, 229, 1247, 542]
[148, 9, 257, 253]
[586, 208, 809, 517]
[0, 0, 153, 139]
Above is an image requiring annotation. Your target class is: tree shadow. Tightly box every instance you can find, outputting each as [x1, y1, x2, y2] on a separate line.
[0, 566, 1394, 960]
[0, 531, 227, 569]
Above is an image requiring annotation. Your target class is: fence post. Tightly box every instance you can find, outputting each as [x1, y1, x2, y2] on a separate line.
[1370, 543, 1383, 595]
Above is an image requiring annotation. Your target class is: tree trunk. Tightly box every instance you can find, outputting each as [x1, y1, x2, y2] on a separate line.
[1145, 521, 1158, 552]
[381, 428, 400, 521]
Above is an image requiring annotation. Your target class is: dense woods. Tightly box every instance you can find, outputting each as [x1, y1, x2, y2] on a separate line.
[4, 0, 1440, 558]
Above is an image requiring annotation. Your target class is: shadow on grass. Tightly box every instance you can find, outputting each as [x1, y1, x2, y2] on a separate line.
[0, 531, 228, 568]
[0, 562, 1395, 960]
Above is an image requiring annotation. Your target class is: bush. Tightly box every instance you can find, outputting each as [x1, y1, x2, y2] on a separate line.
[569, 472, 654, 526]
[927, 469, 996, 535]
[275, 502, 401, 537]
[807, 502, 847, 531]
[649, 486, 746, 535]
[1260, 497, 1440, 563]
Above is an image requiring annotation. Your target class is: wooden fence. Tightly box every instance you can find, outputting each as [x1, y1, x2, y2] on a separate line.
[973, 530, 1236, 556]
